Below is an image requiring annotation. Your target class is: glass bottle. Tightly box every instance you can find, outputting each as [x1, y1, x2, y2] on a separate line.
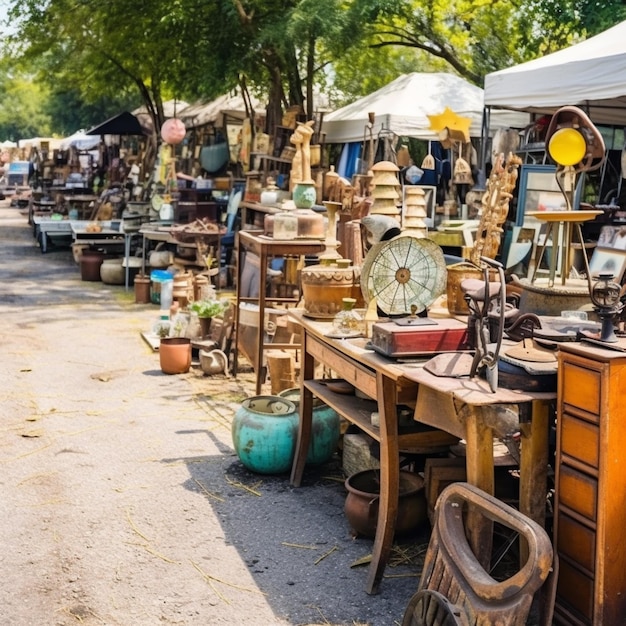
[331, 297, 363, 336]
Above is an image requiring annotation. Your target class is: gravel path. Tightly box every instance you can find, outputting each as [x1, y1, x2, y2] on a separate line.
[0, 202, 428, 625]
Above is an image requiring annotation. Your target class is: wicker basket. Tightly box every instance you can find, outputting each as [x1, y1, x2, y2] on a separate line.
[446, 262, 496, 316]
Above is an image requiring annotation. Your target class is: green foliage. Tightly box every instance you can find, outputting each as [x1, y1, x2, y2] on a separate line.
[189, 298, 229, 318]
[1, 0, 626, 142]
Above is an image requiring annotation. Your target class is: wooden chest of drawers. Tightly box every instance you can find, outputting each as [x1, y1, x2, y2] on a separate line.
[554, 343, 626, 625]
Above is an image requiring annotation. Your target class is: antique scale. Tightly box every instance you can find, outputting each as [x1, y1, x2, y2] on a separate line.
[361, 234, 471, 357]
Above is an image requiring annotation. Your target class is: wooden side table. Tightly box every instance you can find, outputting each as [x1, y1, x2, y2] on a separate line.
[233, 231, 325, 393]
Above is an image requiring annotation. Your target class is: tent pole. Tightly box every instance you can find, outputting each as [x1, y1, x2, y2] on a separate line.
[476, 106, 490, 190]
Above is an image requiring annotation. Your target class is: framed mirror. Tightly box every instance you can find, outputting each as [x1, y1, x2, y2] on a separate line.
[516, 164, 584, 226]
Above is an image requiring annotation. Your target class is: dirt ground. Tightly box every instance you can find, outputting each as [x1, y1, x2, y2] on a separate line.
[0, 201, 426, 626]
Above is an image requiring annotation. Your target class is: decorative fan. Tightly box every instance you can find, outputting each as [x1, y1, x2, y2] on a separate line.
[360, 235, 447, 316]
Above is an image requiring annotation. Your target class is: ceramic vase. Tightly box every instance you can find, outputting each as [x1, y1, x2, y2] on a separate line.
[292, 182, 317, 209]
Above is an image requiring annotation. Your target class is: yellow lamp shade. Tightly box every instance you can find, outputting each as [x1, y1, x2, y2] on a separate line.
[548, 127, 587, 166]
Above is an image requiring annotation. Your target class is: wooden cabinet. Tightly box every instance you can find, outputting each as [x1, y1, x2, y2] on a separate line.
[554, 343, 626, 625]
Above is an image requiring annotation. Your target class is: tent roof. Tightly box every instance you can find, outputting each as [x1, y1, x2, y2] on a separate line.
[323, 72, 527, 144]
[484, 20, 626, 125]
[179, 92, 265, 127]
[60, 130, 101, 151]
[86, 111, 148, 136]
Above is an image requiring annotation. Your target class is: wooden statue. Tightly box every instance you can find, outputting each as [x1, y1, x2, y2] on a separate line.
[289, 120, 315, 189]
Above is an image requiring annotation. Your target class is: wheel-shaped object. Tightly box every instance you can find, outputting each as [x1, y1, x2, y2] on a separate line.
[360, 235, 447, 316]
[402, 589, 466, 626]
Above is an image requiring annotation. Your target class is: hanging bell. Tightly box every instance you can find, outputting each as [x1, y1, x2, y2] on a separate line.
[421, 154, 435, 170]
[453, 157, 474, 186]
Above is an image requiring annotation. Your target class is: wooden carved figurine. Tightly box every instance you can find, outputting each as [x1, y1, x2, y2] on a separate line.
[290, 120, 315, 189]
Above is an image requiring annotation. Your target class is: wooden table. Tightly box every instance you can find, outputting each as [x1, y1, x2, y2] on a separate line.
[63, 194, 98, 220]
[239, 200, 280, 231]
[289, 311, 556, 594]
[234, 231, 325, 393]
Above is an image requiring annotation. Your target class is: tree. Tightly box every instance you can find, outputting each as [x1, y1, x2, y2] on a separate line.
[337, 0, 626, 86]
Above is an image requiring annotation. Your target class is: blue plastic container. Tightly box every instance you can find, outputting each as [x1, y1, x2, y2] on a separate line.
[150, 270, 174, 305]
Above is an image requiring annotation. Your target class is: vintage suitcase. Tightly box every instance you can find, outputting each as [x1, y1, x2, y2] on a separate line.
[370, 318, 470, 358]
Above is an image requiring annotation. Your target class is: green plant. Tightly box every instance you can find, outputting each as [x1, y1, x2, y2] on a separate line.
[189, 298, 229, 318]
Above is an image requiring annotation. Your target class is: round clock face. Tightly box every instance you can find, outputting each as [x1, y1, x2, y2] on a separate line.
[360, 235, 447, 316]
[151, 193, 164, 214]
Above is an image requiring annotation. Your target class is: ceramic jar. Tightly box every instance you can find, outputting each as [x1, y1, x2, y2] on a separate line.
[300, 259, 363, 319]
[231, 396, 298, 474]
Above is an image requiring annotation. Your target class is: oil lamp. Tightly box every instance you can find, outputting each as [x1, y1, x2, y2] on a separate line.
[590, 273, 623, 343]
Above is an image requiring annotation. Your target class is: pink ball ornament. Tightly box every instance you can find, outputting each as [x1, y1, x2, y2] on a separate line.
[160, 118, 186, 145]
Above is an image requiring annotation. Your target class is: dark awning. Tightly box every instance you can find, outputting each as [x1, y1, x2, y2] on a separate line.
[85, 111, 147, 136]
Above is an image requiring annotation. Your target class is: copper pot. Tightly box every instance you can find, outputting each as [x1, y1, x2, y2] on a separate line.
[344, 470, 426, 538]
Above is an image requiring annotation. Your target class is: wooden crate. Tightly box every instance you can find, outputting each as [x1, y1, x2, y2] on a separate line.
[424, 457, 467, 525]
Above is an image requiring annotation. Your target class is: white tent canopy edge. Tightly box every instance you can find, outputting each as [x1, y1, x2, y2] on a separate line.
[323, 72, 528, 144]
[484, 20, 626, 126]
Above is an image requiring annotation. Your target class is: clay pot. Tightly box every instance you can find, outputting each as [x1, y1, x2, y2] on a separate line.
[100, 258, 125, 285]
[134, 274, 151, 304]
[344, 470, 427, 538]
[159, 337, 191, 374]
[79, 250, 105, 281]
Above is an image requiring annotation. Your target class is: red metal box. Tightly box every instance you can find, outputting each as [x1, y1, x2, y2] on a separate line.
[370, 318, 471, 358]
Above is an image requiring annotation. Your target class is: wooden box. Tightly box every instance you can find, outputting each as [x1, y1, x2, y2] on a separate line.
[423, 457, 466, 525]
[370, 318, 470, 358]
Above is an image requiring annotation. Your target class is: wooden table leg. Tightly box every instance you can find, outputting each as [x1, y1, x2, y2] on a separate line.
[519, 399, 550, 563]
[290, 333, 314, 487]
[464, 407, 495, 570]
[366, 373, 399, 595]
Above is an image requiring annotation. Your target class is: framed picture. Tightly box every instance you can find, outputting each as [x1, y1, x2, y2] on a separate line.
[516, 164, 584, 226]
[597, 225, 626, 250]
[588, 247, 626, 283]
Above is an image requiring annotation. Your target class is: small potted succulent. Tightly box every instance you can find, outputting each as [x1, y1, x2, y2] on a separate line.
[189, 298, 229, 338]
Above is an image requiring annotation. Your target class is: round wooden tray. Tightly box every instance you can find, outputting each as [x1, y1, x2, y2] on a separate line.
[526, 210, 603, 222]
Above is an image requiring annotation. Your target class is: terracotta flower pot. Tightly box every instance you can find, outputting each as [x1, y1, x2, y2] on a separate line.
[159, 337, 191, 374]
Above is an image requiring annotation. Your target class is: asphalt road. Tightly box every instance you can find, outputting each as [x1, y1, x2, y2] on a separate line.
[0, 201, 426, 626]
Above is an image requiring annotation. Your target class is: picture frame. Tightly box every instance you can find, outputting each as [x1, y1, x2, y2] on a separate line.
[516, 164, 584, 227]
[588, 246, 626, 283]
[596, 225, 626, 250]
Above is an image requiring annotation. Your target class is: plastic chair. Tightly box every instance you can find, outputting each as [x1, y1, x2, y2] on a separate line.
[402, 482, 554, 626]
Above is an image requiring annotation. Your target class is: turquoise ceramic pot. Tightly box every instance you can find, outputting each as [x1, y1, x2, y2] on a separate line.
[292, 182, 317, 209]
[231, 396, 298, 474]
[278, 388, 341, 465]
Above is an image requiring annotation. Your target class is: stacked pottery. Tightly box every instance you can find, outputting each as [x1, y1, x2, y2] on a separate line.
[369, 161, 401, 221]
[402, 186, 429, 238]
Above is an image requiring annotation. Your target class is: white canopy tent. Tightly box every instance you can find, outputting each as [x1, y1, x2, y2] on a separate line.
[323, 72, 528, 144]
[178, 92, 265, 128]
[484, 20, 626, 126]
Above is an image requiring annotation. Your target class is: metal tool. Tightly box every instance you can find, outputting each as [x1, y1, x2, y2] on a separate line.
[462, 257, 506, 392]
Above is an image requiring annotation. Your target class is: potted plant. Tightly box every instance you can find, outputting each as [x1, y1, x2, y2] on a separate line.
[189, 298, 229, 338]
